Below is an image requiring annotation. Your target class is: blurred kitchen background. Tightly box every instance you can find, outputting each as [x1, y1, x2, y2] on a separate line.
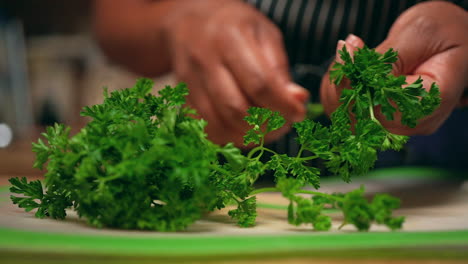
[0, 0, 173, 177]
[0, 1, 467, 178]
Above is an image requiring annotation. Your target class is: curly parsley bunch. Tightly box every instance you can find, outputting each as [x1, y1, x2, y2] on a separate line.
[10, 79, 244, 231]
[10, 47, 440, 232]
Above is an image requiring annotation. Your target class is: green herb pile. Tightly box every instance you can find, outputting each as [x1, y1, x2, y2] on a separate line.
[10, 47, 440, 232]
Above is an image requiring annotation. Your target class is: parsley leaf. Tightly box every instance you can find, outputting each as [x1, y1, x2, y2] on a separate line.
[243, 107, 285, 145]
[228, 196, 257, 227]
[9, 177, 71, 219]
[330, 46, 440, 129]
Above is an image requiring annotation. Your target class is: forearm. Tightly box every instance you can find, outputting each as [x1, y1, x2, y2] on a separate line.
[93, 0, 181, 76]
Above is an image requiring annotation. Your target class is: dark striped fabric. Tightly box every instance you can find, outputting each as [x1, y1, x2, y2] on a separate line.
[246, 0, 467, 68]
[244, 0, 468, 159]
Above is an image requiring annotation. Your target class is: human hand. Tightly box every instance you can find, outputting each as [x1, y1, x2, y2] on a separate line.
[321, 1, 468, 135]
[162, 0, 309, 146]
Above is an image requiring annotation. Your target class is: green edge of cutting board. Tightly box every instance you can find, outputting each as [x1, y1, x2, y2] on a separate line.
[0, 227, 468, 259]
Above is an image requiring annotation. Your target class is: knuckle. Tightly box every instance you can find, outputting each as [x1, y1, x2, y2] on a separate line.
[268, 64, 288, 80]
[396, 4, 440, 33]
[187, 47, 211, 69]
[212, 21, 246, 49]
[225, 101, 248, 121]
[392, 55, 405, 74]
[409, 14, 441, 37]
[246, 74, 267, 97]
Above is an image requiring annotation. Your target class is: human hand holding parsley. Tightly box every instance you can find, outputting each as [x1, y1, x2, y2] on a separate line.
[321, 1, 468, 135]
[94, 0, 309, 147]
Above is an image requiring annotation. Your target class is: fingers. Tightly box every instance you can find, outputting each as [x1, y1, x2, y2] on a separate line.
[373, 6, 468, 135]
[335, 34, 365, 64]
[415, 45, 468, 110]
[375, 38, 425, 76]
[221, 25, 308, 123]
[173, 49, 234, 145]
[322, 17, 467, 137]
[344, 34, 365, 50]
[256, 23, 310, 104]
[374, 9, 457, 75]
[374, 13, 428, 75]
[202, 64, 252, 144]
[185, 78, 228, 144]
[170, 3, 306, 146]
[321, 35, 364, 116]
[377, 45, 468, 135]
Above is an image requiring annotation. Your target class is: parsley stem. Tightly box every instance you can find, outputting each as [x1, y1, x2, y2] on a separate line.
[296, 155, 319, 161]
[296, 145, 305, 158]
[366, 89, 377, 122]
[249, 187, 279, 196]
[338, 221, 347, 230]
[100, 174, 120, 183]
[343, 93, 356, 109]
[262, 147, 279, 156]
[208, 164, 231, 175]
[249, 187, 345, 202]
[255, 137, 266, 160]
[247, 146, 263, 159]
[232, 196, 242, 204]
[383, 87, 400, 92]
[248, 137, 265, 159]
[247, 146, 278, 159]
[297, 190, 345, 202]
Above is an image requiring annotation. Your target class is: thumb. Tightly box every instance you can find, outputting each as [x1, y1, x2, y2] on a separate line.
[375, 26, 437, 75]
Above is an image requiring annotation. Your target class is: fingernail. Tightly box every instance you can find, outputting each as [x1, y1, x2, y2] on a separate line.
[345, 34, 359, 47]
[337, 40, 346, 52]
[288, 83, 309, 103]
[287, 83, 308, 122]
[336, 40, 346, 63]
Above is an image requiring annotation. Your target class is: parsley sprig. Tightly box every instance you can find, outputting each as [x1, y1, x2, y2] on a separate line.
[10, 47, 439, 231]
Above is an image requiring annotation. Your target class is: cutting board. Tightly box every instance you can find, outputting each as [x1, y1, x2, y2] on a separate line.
[1, 167, 467, 263]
